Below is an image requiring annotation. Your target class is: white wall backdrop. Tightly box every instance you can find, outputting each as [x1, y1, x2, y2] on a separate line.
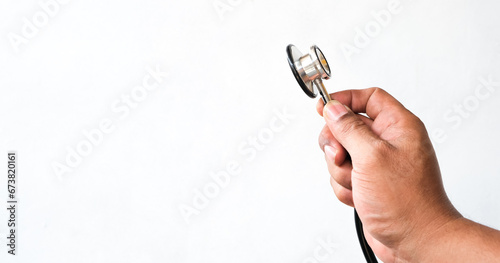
[0, 0, 499, 262]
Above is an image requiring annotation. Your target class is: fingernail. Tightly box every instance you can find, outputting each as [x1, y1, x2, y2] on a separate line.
[324, 100, 348, 121]
[324, 145, 336, 161]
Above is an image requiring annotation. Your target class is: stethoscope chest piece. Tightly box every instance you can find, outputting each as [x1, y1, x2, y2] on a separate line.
[286, 44, 332, 104]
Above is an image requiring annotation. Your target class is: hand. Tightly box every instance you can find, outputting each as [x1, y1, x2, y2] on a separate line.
[317, 88, 461, 262]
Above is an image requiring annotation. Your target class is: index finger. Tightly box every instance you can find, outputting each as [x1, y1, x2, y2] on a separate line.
[316, 87, 406, 119]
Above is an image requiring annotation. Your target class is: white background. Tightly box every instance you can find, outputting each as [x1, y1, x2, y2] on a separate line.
[0, 0, 499, 262]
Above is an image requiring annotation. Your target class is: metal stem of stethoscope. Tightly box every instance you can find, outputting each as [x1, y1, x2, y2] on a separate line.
[314, 79, 332, 105]
[286, 44, 377, 263]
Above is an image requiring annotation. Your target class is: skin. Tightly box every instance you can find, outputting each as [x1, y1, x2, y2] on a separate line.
[317, 88, 500, 262]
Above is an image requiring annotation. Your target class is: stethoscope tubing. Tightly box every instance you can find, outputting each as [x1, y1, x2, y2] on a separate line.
[355, 210, 378, 262]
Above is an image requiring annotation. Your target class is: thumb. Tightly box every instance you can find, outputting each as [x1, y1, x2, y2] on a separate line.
[323, 100, 380, 158]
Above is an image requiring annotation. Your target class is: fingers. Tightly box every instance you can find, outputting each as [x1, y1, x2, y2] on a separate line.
[325, 145, 353, 190]
[330, 177, 354, 207]
[319, 125, 347, 166]
[318, 115, 373, 164]
[316, 87, 406, 120]
[321, 131, 354, 207]
[323, 100, 381, 158]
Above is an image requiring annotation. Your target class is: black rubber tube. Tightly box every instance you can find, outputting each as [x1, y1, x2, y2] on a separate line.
[355, 209, 378, 262]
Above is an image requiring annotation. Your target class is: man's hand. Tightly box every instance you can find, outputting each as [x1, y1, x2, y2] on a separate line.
[317, 88, 500, 262]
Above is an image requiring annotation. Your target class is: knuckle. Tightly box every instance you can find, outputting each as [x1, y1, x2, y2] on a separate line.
[372, 87, 385, 94]
[371, 87, 388, 98]
[400, 113, 430, 141]
[401, 112, 423, 129]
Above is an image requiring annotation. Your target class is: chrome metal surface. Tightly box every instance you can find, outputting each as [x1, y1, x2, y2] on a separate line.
[287, 44, 332, 104]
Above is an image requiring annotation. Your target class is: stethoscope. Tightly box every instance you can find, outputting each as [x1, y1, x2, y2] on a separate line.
[286, 44, 378, 263]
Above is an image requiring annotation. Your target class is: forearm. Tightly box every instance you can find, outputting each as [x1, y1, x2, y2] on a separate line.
[405, 217, 500, 262]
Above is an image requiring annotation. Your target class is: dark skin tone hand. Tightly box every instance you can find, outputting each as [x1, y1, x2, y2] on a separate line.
[317, 87, 500, 262]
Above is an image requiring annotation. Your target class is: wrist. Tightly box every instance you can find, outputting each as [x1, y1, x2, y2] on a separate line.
[395, 204, 463, 262]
